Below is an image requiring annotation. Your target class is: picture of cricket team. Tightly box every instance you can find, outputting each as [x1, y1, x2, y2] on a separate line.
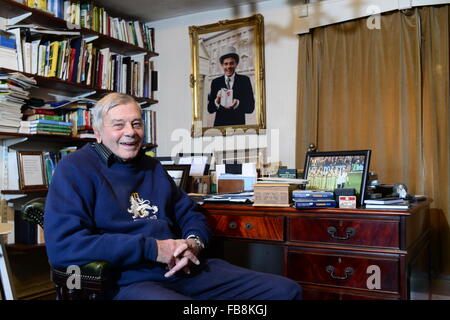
[305, 155, 366, 194]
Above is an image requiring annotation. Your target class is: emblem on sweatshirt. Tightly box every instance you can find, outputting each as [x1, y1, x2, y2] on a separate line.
[127, 193, 158, 220]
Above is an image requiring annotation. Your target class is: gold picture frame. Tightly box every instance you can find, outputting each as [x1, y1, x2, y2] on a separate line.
[17, 151, 47, 190]
[189, 14, 266, 137]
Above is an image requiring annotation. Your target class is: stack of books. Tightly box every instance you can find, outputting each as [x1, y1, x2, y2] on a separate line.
[364, 197, 410, 210]
[19, 119, 73, 135]
[293, 190, 337, 209]
[0, 72, 35, 133]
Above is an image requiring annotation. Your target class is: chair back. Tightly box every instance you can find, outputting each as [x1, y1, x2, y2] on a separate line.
[21, 198, 45, 228]
[20, 197, 113, 300]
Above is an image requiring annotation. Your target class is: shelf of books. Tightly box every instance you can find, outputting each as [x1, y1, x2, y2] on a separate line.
[0, 1, 159, 267]
[0, 0, 158, 55]
[0, 0, 159, 106]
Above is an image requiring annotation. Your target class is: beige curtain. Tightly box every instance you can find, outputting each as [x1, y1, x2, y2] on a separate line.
[296, 6, 450, 273]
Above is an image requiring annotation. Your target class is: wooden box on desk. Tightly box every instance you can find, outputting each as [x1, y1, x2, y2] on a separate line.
[253, 183, 296, 207]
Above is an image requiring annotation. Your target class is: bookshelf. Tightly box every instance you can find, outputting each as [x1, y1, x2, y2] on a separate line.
[0, 0, 159, 299]
[0, 0, 159, 106]
[0, 1, 158, 55]
[0, 66, 158, 105]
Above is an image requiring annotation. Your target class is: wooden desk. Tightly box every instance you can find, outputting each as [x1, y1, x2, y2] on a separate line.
[199, 200, 431, 300]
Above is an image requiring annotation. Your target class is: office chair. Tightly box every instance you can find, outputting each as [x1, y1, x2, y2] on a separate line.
[21, 198, 113, 300]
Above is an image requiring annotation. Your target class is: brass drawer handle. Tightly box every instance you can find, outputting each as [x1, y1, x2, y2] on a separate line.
[229, 221, 238, 229]
[245, 223, 253, 230]
[326, 265, 354, 280]
[327, 226, 355, 240]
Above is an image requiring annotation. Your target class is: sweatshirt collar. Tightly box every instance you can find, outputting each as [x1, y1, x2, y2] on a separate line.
[92, 142, 141, 167]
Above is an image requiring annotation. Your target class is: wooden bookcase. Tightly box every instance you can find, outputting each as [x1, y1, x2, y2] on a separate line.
[0, 0, 158, 299]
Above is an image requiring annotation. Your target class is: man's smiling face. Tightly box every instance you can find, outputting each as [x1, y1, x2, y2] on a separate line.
[94, 102, 144, 161]
[221, 57, 237, 77]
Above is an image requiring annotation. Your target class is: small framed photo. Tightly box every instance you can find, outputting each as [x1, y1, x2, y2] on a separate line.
[17, 151, 47, 190]
[214, 147, 266, 170]
[175, 153, 213, 176]
[303, 150, 372, 207]
[163, 164, 191, 192]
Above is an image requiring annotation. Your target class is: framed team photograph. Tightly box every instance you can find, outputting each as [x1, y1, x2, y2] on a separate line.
[303, 150, 372, 207]
[189, 14, 266, 137]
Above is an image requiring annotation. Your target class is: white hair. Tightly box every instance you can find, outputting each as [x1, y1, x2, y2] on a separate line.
[91, 93, 140, 130]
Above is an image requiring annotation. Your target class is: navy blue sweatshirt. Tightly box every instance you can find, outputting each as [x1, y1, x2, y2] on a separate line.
[44, 144, 211, 285]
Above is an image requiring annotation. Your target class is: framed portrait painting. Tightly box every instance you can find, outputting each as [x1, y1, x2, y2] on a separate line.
[189, 14, 266, 137]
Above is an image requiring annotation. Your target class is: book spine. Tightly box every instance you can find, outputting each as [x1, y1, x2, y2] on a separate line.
[32, 130, 71, 136]
[23, 109, 56, 115]
[47, 41, 59, 77]
[294, 200, 337, 208]
[30, 127, 72, 132]
[30, 119, 73, 126]
[26, 114, 64, 121]
[292, 191, 335, 199]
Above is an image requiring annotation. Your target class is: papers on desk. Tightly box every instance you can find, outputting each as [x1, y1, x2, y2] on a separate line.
[203, 192, 254, 204]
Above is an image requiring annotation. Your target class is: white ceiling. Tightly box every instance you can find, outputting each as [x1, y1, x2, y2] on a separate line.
[94, 0, 273, 22]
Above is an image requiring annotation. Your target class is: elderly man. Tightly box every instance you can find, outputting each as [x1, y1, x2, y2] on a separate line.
[44, 93, 302, 300]
[207, 46, 255, 127]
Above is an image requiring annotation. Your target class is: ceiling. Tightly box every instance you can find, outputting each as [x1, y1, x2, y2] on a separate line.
[94, 0, 272, 22]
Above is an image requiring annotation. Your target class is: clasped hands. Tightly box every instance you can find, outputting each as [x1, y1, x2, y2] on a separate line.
[156, 239, 201, 277]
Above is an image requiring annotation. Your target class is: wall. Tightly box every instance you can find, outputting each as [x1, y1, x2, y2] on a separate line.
[149, 0, 301, 168]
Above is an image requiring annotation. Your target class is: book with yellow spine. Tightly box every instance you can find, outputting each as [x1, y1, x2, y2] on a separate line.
[47, 41, 60, 77]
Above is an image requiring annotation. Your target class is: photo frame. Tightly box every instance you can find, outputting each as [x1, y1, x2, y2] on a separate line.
[303, 150, 372, 207]
[189, 14, 266, 137]
[163, 164, 191, 192]
[175, 153, 213, 176]
[17, 151, 47, 190]
[155, 156, 175, 165]
[214, 147, 266, 170]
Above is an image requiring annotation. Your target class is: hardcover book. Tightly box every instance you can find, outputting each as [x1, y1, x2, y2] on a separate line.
[365, 200, 411, 210]
[294, 199, 337, 209]
[292, 190, 335, 199]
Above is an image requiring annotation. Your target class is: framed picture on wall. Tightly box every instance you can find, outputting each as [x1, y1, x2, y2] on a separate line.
[189, 14, 266, 137]
[303, 150, 372, 207]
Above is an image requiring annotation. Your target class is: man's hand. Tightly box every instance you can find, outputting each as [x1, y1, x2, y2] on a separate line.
[215, 91, 222, 105]
[155, 239, 201, 277]
[155, 239, 188, 265]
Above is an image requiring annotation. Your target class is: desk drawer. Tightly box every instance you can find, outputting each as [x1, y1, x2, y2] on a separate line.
[286, 249, 400, 294]
[288, 216, 399, 248]
[206, 214, 284, 241]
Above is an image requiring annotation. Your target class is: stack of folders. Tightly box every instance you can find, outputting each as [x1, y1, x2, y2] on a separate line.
[293, 190, 337, 209]
[364, 197, 410, 210]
